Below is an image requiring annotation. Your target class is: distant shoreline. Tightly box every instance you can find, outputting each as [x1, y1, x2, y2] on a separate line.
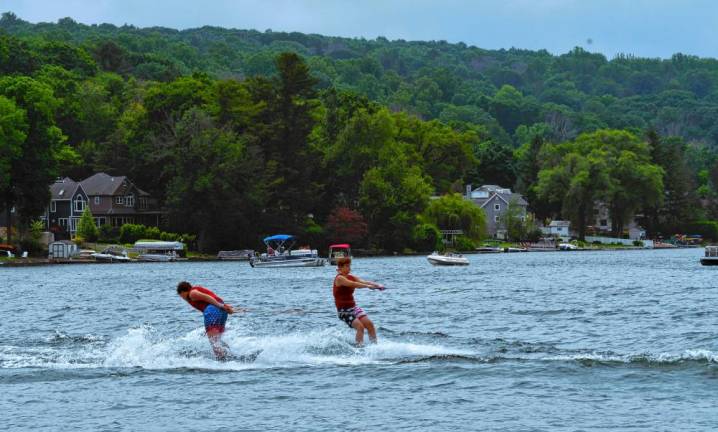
[0, 245, 700, 267]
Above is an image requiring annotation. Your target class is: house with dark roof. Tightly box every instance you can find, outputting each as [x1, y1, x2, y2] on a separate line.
[465, 184, 529, 238]
[43, 173, 164, 238]
[42, 177, 90, 239]
[79, 173, 164, 228]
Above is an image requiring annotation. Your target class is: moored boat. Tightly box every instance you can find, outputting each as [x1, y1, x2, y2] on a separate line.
[558, 243, 579, 251]
[476, 246, 503, 253]
[700, 245, 718, 266]
[133, 241, 184, 262]
[328, 243, 352, 265]
[427, 251, 469, 266]
[250, 234, 325, 268]
[91, 246, 132, 262]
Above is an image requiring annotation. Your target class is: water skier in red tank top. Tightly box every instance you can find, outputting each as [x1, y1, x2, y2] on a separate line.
[332, 257, 384, 345]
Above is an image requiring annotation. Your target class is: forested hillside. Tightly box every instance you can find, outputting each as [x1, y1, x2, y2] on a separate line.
[2, 12, 718, 251]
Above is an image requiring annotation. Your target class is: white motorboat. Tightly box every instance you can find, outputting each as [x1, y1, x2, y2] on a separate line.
[427, 251, 469, 266]
[558, 243, 579, 251]
[250, 234, 325, 268]
[476, 246, 503, 253]
[133, 241, 184, 262]
[91, 246, 132, 262]
[701, 246, 718, 266]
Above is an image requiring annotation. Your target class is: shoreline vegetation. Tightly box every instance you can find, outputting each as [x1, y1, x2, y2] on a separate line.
[2, 13, 718, 255]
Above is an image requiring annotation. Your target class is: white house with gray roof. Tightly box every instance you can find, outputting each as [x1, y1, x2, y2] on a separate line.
[465, 184, 529, 238]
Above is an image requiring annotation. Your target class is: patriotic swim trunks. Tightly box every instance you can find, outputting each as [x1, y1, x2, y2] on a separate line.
[203, 304, 228, 333]
[337, 306, 367, 328]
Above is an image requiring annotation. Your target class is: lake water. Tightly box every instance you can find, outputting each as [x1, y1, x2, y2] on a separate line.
[1, 248, 717, 431]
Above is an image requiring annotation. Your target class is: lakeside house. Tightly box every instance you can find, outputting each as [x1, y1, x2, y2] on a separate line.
[541, 211, 646, 241]
[541, 220, 571, 238]
[465, 184, 528, 238]
[43, 177, 90, 239]
[43, 173, 164, 239]
[592, 203, 646, 240]
[80, 173, 164, 228]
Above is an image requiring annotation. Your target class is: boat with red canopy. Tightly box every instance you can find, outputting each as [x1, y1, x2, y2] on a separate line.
[328, 243, 352, 265]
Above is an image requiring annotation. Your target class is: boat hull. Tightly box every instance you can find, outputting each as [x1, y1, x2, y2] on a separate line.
[427, 255, 469, 266]
[250, 257, 325, 268]
[700, 257, 718, 266]
[91, 253, 131, 262]
[137, 254, 176, 262]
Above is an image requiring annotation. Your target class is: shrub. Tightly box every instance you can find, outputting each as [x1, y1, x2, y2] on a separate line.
[19, 238, 44, 256]
[412, 223, 441, 252]
[633, 240, 644, 247]
[119, 223, 193, 247]
[145, 226, 161, 240]
[160, 231, 176, 241]
[684, 221, 718, 241]
[119, 224, 146, 244]
[453, 235, 477, 252]
[302, 217, 325, 247]
[98, 224, 118, 243]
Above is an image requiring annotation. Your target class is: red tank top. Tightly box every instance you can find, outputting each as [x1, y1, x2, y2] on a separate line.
[187, 286, 223, 312]
[333, 274, 358, 309]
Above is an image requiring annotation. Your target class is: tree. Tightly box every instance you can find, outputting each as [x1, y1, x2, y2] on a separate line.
[489, 85, 539, 135]
[470, 139, 516, 188]
[76, 206, 98, 242]
[513, 124, 556, 219]
[359, 152, 433, 251]
[536, 148, 610, 240]
[575, 130, 663, 236]
[395, 115, 476, 194]
[642, 131, 698, 235]
[325, 207, 368, 245]
[499, 199, 539, 242]
[164, 108, 263, 251]
[422, 193, 486, 241]
[0, 76, 79, 242]
[257, 52, 322, 231]
[536, 130, 664, 239]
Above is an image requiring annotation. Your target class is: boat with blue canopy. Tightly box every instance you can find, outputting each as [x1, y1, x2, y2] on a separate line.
[249, 234, 325, 268]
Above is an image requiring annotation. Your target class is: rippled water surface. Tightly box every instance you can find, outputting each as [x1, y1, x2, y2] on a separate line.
[2, 248, 717, 431]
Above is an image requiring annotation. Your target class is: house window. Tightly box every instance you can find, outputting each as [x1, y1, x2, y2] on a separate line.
[139, 197, 147, 210]
[600, 219, 608, 227]
[94, 217, 106, 227]
[58, 218, 68, 228]
[494, 203, 500, 211]
[115, 196, 123, 204]
[125, 195, 134, 207]
[94, 196, 100, 205]
[70, 218, 80, 232]
[74, 195, 86, 212]
[495, 215, 500, 222]
[50, 201, 56, 212]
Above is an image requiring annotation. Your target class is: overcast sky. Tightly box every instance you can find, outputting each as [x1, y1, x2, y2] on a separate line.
[4, 0, 718, 59]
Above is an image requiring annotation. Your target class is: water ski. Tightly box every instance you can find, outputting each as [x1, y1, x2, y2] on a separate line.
[221, 349, 263, 363]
